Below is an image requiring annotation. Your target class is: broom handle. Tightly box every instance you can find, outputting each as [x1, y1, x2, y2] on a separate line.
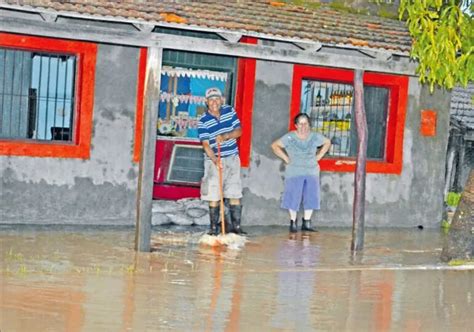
[217, 143, 226, 235]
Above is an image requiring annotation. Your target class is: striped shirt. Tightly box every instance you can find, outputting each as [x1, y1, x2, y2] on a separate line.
[198, 105, 241, 158]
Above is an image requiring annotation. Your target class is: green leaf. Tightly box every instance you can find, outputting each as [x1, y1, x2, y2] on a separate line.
[400, 0, 473, 93]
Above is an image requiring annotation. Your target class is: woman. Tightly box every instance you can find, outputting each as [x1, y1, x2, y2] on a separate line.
[271, 113, 331, 233]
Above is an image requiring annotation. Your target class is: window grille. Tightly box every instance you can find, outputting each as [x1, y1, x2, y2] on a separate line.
[0, 48, 76, 141]
[167, 144, 204, 184]
[301, 80, 388, 160]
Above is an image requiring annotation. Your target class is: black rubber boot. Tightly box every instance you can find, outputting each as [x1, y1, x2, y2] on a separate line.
[289, 219, 298, 233]
[301, 218, 317, 232]
[224, 219, 233, 234]
[224, 199, 233, 234]
[207, 206, 220, 236]
[230, 204, 246, 235]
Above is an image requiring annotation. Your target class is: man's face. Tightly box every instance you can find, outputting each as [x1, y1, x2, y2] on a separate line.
[207, 97, 222, 113]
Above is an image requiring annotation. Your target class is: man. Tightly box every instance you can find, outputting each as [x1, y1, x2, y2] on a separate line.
[198, 87, 246, 235]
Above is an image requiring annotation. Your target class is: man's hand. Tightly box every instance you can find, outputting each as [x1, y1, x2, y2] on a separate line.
[215, 133, 229, 144]
[215, 128, 241, 144]
[211, 155, 222, 169]
[203, 140, 221, 168]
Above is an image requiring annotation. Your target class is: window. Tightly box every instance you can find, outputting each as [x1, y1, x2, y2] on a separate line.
[1, 49, 76, 141]
[157, 49, 237, 139]
[0, 33, 97, 158]
[157, 65, 233, 139]
[302, 80, 389, 159]
[167, 144, 204, 184]
[291, 65, 408, 174]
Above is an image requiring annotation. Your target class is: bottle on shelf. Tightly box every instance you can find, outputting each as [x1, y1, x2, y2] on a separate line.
[335, 90, 341, 106]
[315, 89, 322, 106]
[329, 90, 335, 106]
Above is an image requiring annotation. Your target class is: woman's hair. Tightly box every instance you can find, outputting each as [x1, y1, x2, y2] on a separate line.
[293, 113, 311, 126]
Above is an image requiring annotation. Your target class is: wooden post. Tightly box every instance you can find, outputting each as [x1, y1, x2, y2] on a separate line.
[444, 134, 457, 197]
[135, 47, 162, 252]
[454, 134, 466, 192]
[351, 69, 367, 252]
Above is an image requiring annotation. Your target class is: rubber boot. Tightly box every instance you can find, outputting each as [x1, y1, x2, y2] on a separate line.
[289, 219, 298, 233]
[301, 218, 317, 232]
[224, 218, 233, 234]
[207, 206, 220, 236]
[230, 204, 246, 235]
[224, 199, 234, 234]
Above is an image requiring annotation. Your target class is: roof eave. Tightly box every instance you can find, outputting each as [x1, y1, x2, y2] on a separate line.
[0, 3, 411, 57]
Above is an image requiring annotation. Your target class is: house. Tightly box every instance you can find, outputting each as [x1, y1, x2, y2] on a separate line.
[0, 0, 452, 229]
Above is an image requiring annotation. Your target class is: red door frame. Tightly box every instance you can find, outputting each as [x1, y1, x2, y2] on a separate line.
[143, 37, 258, 199]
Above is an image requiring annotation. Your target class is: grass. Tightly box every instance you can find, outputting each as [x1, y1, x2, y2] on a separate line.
[441, 220, 451, 230]
[448, 259, 474, 266]
[6, 247, 24, 261]
[446, 192, 462, 207]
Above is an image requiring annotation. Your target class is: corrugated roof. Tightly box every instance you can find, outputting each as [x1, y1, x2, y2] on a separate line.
[1, 0, 413, 54]
[450, 83, 474, 130]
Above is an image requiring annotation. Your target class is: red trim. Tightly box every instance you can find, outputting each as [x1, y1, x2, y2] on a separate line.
[133, 48, 148, 163]
[235, 36, 257, 167]
[153, 184, 200, 200]
[153, 139, 201, 199]
[0, 33, 97, 159]
[290, 64, 408, 174]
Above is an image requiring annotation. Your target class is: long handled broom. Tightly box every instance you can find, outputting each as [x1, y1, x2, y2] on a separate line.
[198, 142, 247, 249]
[217, 142, 226, 235]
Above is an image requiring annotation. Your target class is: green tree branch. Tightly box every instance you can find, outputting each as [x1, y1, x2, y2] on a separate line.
[399, 0, 473, 91]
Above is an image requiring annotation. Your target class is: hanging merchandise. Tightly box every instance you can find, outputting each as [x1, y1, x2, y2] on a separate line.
[158, 66, 229, 139]
[161, 66, 228, 82]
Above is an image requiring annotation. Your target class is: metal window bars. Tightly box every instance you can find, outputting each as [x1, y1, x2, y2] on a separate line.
[302, 80, 355, 157]
[0, 48, 76, 141]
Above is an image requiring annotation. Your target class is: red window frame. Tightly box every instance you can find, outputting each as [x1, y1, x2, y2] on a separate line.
[290, 65, 408, 174]
[0, 33, 97, 159]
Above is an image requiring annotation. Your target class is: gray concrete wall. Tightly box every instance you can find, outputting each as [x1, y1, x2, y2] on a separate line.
[242, 60, 450, 228]
[0, 44, 140, 224]
[0, 47, 451, 228]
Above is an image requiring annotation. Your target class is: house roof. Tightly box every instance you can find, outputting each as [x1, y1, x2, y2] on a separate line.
[450, 83, 474, 130]
[1, 0, 413, 54]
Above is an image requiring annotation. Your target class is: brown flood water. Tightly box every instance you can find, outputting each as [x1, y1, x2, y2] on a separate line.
[1, 225, 473, 331]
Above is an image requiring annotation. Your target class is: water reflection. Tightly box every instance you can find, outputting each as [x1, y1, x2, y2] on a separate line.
[1, 226, 473, 331]
[271, 233, 319, 330]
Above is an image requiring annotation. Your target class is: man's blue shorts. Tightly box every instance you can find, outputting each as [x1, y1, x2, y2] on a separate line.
[281, 175, 320, 211]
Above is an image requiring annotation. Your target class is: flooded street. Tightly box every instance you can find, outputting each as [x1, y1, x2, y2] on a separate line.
[1, 225, 473, 331]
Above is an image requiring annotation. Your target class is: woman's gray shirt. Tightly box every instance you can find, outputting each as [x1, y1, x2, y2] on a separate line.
[280, 131, 325, 178]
